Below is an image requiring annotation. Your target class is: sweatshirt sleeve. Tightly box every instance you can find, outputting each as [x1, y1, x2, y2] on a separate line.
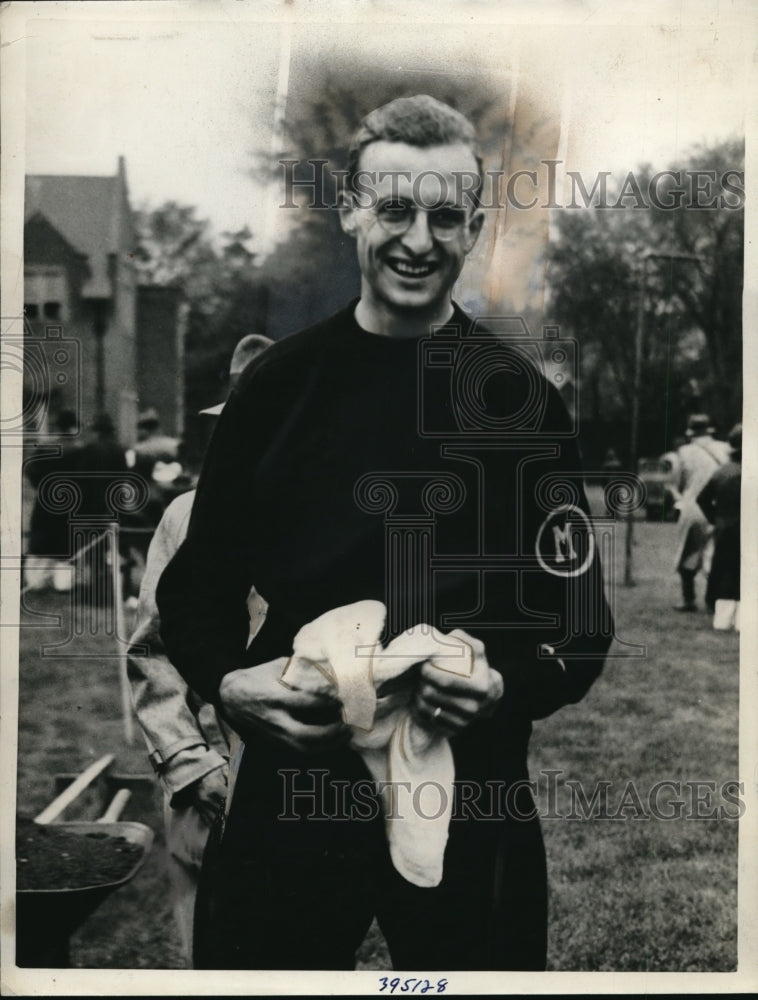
[496, 379, 612, 721]
[498, 635, 608, 723]
[156, 370, 269, 705]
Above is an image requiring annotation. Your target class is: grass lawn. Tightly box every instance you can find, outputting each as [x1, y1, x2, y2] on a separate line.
[532, 519, 739, 971]
[14, 518, 738, 971]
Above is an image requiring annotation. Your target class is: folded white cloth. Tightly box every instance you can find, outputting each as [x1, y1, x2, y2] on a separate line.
[281, 600, 486, 888]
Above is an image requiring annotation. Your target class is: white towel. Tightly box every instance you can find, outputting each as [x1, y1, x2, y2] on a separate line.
[281, 600, 486, 888]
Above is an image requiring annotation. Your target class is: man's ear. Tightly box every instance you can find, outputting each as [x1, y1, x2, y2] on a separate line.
[338, 190, 358, 238]
[463, 208, 485, 253]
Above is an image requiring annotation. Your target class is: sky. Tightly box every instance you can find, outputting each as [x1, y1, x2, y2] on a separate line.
[13, 0, 755, 259]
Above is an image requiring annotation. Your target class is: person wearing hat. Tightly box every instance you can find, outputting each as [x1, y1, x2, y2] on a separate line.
[696, 423, 742, 630]
[135, 406, 179, 448]
[125, 409, 186, 557]
[130, 407, 182, 484]
[75, 412, 128, 514]
[127, 333, 272, 966]
[671, 414, 731, 611]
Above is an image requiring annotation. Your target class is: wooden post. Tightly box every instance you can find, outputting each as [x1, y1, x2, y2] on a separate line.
[98, 788, 132, 822]
[624, 255, 648, 587]
[35, 754, 115, 824]
[112, 524, 135, 745]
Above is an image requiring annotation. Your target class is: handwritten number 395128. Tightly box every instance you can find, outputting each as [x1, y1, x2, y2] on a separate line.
[378, 978, 448, 993]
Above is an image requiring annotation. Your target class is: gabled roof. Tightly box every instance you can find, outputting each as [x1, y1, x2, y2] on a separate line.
[24, 210, 91, 265]
[25, 158, 135, 299]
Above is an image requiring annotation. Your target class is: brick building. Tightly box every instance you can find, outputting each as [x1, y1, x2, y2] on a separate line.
[23, 158, 184, 445]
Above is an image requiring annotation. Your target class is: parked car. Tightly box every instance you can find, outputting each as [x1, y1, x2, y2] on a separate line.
[638, 454, 680, 521]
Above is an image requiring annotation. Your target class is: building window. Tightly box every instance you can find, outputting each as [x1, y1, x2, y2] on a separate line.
[25, 268, 69, 322]
[24, 303, 39, 319]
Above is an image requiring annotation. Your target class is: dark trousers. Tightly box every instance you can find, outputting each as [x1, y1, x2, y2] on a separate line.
[194, 745, 547, 971]
[707, 525, 741, 604]
[679, 568, 697, 605]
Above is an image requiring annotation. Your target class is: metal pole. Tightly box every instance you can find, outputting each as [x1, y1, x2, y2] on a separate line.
[112, 523, 134, 745]
[623, 250, 703, 586]
[624, 255, 647, 586]
[94, 314, 106, 413]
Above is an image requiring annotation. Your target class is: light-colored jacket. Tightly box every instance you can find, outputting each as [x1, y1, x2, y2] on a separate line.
[673, 435, 731, 570]
[127, 490, 266, 802]
[676, 436, 731, 500]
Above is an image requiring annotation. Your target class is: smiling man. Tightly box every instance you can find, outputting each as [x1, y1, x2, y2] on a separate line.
[343, 134, 483, 330]
[157, 95, 612, 972]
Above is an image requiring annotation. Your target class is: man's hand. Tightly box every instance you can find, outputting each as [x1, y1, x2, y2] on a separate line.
[188, 767, 228, 826]
[218, 657, 351, 753]
[411, 630, 504, 738]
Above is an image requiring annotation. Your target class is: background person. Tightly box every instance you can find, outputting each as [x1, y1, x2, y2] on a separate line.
[697, 423, 742, 631]
[127, 333, 272, 966]
[23, 409, 81, 592]
[74, 412, 129, 605]
[671, 414, 730, 611]
[131, 407, 181, 471]
[127, 408, 184, 528]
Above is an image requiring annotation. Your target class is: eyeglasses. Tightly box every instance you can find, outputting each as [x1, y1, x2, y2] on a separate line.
[370, 198, 471, 242]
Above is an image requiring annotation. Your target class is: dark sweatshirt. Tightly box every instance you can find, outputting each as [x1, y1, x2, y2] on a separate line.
[157, 302, 612, 783]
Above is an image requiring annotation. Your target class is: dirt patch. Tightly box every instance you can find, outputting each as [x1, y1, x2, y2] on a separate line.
[16, 818, 143, 891]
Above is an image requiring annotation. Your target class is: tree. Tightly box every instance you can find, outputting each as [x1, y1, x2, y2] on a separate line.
[652, 140, 744, 429]
[546, 138, 744, 463]
[132, 201, 219, 290]
[133, 203, 269, 466]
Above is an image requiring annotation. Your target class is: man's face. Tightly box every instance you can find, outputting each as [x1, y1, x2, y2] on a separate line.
[340, 140, 484, 316]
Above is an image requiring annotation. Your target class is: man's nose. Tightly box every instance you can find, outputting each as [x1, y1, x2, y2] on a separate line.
[400, 209, 435, 254]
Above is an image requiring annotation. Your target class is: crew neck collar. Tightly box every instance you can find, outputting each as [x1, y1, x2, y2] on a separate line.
[346, 298, 469, 343]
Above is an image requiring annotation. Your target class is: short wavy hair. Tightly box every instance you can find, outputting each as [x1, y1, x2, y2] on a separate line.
[346, 94, 484, 207]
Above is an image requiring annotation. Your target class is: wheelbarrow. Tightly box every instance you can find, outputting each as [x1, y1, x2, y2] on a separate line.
[16, 754, 154, 967]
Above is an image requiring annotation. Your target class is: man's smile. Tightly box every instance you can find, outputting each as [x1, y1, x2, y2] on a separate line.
[385, 256, 440, 278]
